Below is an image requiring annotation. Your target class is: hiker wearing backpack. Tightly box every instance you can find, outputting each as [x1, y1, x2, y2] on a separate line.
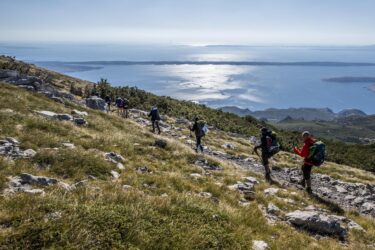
[293, 131, 325, 194]
[115, 97, 124, 116]
[105, 94, 111, 113]
[190, 117, 208, 153]
[148, 106, 161, 134]
[122, 97, 129, 118]
[253, 128, 280, 182]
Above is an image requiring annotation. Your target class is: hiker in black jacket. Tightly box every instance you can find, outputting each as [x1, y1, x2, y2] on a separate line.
[105, 95, 111, 113]
[148, 106, 161, 134]
[190, 117, 204, 153]
[253, 127, 273, 182]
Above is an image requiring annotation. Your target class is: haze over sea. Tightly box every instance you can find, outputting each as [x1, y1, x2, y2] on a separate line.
[1, 43, 375, 114]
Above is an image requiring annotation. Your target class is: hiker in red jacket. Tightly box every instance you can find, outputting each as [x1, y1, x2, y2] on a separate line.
[293, 131, 316, 193]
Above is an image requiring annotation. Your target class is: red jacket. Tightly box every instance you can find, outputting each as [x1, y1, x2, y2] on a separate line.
[294, 137, 316, 166]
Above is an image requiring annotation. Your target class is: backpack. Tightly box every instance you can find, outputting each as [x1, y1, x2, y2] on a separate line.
[266, 131, 280, 156]
[150, 108, 161, 120]
[123, 98, 129, 107]
[197, 121, 208, 137]
[308, 141, 326, 166]
[116, 98, 124, 107]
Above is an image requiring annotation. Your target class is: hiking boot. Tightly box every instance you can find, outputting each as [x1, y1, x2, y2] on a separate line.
[298, 179, 306, 187]
[265, 173, 272, 183]
[306, 187, 313, 194]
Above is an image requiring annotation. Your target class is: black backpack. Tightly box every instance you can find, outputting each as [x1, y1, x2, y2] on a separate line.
[150, 108, 160, 120]
[123, 98, 129, 107]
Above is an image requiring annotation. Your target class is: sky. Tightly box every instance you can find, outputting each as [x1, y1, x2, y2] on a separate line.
[1, 0, 375, 45]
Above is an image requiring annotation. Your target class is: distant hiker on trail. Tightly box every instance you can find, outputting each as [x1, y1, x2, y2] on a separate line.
[293, 131, 325, 194]
[190, 117, 208, 153]
[122, 97, 129, 118]
[253, 127, 280, 182]
[115, 97, 124, 116]
[105, 94, 112, 113]
[148, 106, 161, 134]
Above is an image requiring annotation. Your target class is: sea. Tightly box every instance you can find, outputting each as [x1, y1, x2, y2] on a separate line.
[1, 43, 375, 114]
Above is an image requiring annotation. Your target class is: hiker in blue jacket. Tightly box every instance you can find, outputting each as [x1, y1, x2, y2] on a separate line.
[190, 117, 205, 153]
[148, 106, 161, 134]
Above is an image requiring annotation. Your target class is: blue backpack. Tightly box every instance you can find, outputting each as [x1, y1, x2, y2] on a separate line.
[308, 141, 326, 166]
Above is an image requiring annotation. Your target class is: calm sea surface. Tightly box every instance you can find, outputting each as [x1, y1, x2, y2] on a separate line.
[1, 43, 374, 114]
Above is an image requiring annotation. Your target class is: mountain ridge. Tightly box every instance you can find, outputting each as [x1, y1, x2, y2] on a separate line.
[220, 106, 368, 121]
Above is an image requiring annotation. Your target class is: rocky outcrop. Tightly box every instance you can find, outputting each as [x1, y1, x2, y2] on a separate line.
[252, 240, 268, 250]
[222, 143, 235, 150]
[228, 176, 258, 200]
[286, 210, 348, 238]
[0, 69, 75, 103]
[105, 152, 125, 163]
[287, 169, 375, 217]
[195, 159, 223, 171]
[207, 148, 375, 218]
[85, 96, 106, 111]
[5, 173, 58, 194]
[35, 110, 87, 125]
[4, 173, 90, 195]
[0, 137, 36, 158]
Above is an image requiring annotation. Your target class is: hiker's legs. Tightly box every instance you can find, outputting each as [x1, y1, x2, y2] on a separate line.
[124, 108, 128, 118]
[152, 120, 156, 133]
[155, 120, 161, 134]
[262, 153, 272, 182]
[196, 136, 203, 152]
[302, 164, 313, 192]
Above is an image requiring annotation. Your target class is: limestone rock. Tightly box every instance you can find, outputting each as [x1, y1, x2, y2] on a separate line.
[199, 192, 213, 198]
[62, 142, 75, 149]
[286, 210, 347, 238]
[264, 188, 279, 196]
[110, 170, 120, 179]
[5, 173, 59, 194]
[73, 117, 87, 126]
[105, 152, 125, 163]
[136, 166, 149, 174]
[71, 109, 88, 116]
[267, 203, 280, 215]
[190, 173, 203, 179]
[222, 143, 235, 150]
[252, 240, 268, 250]
[195, 159, 222, 171]
[55, 113, 73, 121]
[117, 162, 125, 170]
[85, 96, 106, 111]
[175, 117, 190, 124]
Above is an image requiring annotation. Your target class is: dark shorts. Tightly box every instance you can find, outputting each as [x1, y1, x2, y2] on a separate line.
[302, 164, 313, 180]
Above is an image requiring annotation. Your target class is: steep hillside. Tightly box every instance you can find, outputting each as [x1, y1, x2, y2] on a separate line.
[0, 55, 92, 94]
[0, 83, 375, 249]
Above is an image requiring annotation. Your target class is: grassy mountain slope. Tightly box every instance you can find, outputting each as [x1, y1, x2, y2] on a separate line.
[0, 83, 374, 249]
[1, 55, 375, 172]
[0, 56, 92, 93]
